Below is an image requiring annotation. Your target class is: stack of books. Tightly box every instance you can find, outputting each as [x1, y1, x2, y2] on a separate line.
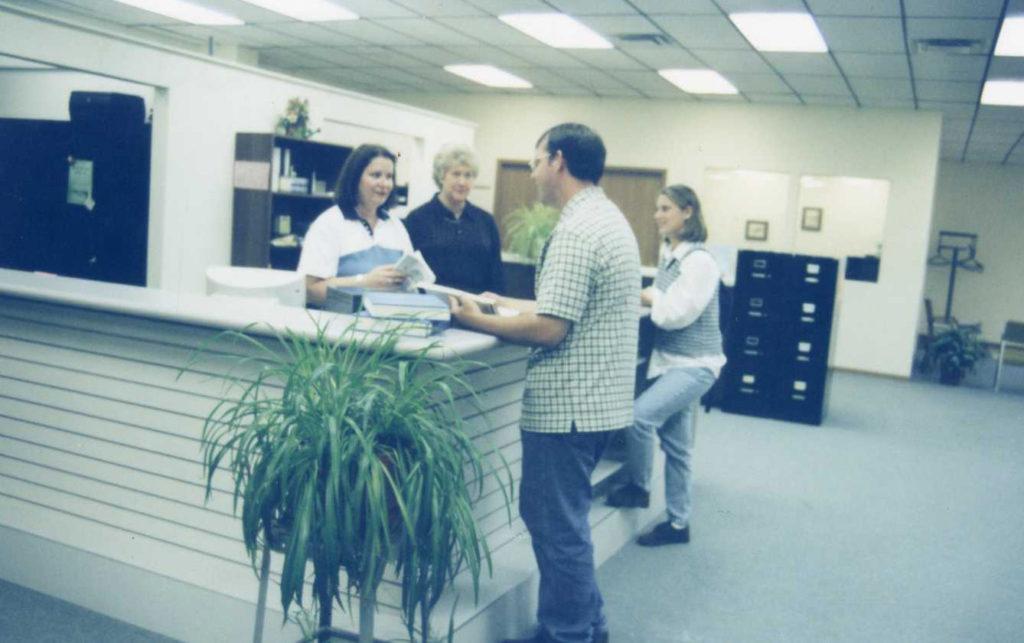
[362, 291, 451, 336]
[323, 286, 366, 314]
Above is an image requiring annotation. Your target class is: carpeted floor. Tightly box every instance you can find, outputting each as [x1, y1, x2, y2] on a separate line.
[2, 370, 1023, 643]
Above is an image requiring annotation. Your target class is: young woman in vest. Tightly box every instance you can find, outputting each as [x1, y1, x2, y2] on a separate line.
[606, 184, 726, 546]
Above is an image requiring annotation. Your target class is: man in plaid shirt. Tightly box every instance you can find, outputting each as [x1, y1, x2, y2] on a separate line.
[451, 123, 641, 643]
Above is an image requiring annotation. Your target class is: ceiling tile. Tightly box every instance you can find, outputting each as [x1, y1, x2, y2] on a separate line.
[848, 76, 914, 99]
[547, 0, 640, 14]
[833, 52, 910, 78]
[466, 0, 551, 12]
[504, 67, 587, 90]
[315, 46, 418, 67]
[802, 94, 858, 107]
[579, 15, 658, 36]
[975, 105, 1024, 123]
[653, 15, 751, 50]
[597, 86, 646, 98]
[374, 18, 471, 45]
[504, 46, 591, 68]
[903, 0, 1004, 18]
[559, 68, 634, 91]
[715, 0, 805, 11]
[158, 24, 282, 47]
[629, 0, 719, 13]
[55, 0, 186, 25]
[689, 48, 771, 73]
[988, 58, 1024, 77]
[610, 70, 683, 93]
[805, 0, 900, 17]
[969, 122, 1024, 144]
[745, 93, 802, 104]
[565, 48, 649, 70]
[384, 0, 484, 17]
[916, 79, 981, 102]
[318, 20, 411, 45]
[858, 96, 915, 109]
[919, 100, 977, 119]
[616, 44, 704, 69]
[964, 143, 1009, 163]
[816, 17, 905, 54]
[0, 54, 54, 69]
[941, 118, 973, 137]
[911, 53, 988, 82]
[785, 74, 850, 95]
[384, 45, 464, 66]
[322, 0, 417, 19]
[256, 22, 346, 46]
[906, 19, 1000, 55]
[727, 73, 792, 93]
[258, 48, 331, 69]
[762, 53, 839, 75]
[447, 45, 538, 67]
[434, 17, 543, 46]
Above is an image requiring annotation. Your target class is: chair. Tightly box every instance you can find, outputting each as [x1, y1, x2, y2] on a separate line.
[994, 321, 1024, 392]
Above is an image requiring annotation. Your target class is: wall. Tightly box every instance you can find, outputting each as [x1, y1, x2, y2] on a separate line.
[0, 70, 156, 119]
[925, 161, 1024, 343]
[0, 6, 475, 293]
[393, 93, 943, 377]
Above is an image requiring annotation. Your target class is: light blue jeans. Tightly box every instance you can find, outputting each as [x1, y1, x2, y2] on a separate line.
[626, 366, 716, 526]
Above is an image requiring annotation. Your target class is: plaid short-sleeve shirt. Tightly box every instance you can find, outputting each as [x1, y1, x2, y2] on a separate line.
[521, 186, 642, 433]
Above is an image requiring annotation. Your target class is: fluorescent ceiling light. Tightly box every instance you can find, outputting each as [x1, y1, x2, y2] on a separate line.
[444, 65, 532, 89]
[112, 0, 243, 25]
[240, 0, 357, 21]
[499, 13, 612, 49]
[658, 69, 738, 95]
[981, 79, 1024, 106]
[729, 12, 828, 53]
[994, 16, 1024, 56]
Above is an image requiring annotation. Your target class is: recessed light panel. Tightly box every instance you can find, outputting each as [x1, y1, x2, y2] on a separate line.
[444, 65, 532, 89]
[981, 80, 1024, 106]
[729, 12, 828, 53]
[240, 0, 357, 22]
[499, 13, 612, 49]
[658, 69, 738, 95]
[112, 0, 243, 25]
[994, 16, 1024, 57]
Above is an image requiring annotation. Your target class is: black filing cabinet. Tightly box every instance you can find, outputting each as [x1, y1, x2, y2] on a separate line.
[720, 251, 838, 425]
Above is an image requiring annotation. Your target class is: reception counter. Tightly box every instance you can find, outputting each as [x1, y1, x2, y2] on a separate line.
[0, 268, 666, 642]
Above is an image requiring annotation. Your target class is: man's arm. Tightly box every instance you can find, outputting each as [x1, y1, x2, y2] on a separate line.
[451, 296, 567, 348]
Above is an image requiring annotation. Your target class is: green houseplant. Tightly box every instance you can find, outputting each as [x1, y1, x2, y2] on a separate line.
[925, 322, 987, 385]
[189, 320, 511, 643]
[504, 202, 559, 262]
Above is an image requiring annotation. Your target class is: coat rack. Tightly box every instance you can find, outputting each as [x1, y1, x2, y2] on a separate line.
[927, 230, 983, 322]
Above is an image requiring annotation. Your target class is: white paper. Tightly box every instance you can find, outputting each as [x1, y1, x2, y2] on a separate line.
[394, 251, 436, 285]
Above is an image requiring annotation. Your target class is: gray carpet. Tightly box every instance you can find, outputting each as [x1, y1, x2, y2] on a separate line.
[599, 370, 1024, 643]
[2, 371, 1022, 642]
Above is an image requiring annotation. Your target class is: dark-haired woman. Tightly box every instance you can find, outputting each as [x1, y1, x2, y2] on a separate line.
[298, 144, 412, 305]
[606, 184, 726, 547]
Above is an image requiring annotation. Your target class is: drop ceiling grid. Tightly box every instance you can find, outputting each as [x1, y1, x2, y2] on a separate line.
[8, 0, 1024, 163]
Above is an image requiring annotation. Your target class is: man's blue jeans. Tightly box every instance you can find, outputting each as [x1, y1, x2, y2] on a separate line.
[626, 366, 716, 526]
[520, 428, 611, 643]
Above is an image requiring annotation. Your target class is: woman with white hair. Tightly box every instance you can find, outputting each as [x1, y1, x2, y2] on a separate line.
[404, 144, 505, 294]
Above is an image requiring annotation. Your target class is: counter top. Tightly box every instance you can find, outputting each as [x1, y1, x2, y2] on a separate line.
[0, 268, 503, 360]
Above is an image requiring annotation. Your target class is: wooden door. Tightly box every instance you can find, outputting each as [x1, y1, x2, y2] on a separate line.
[493, 161, 665, 266]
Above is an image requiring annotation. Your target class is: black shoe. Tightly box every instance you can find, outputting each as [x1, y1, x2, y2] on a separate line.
[606, 483, 649, 508]
[594, 630, 610, 643]
[637, 521, 689, 546]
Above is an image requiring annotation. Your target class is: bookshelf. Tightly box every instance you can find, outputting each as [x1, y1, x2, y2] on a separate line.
[231, 133, 352, 270]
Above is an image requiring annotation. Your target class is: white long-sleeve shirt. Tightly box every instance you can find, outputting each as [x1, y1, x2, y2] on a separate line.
[646, 241, 727, 380]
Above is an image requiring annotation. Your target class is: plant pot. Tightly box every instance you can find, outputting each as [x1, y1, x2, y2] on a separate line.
[939, 364, 964, 386]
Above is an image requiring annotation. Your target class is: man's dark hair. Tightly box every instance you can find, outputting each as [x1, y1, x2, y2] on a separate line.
[537, 123, 606, 184]
[334, 143, 398, 218]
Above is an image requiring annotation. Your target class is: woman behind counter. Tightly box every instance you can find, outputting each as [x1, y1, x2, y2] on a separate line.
[297, 143, 412, 305]
[606, 184, 726, 547]
[404, 145, 505, 295]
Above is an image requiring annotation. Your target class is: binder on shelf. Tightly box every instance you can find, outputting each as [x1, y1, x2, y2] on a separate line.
[363, 291, 451, 322]
[271, 147, 281, 192]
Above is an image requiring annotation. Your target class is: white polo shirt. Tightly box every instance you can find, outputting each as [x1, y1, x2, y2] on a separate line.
[297, 205, 413, 279]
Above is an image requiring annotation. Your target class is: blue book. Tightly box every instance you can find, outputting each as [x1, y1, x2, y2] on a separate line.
[363, 291, 451, 322]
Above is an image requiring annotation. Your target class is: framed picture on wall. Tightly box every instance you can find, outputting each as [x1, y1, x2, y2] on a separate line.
[801, 206, 823, 231]
[745, 219, 769, 241]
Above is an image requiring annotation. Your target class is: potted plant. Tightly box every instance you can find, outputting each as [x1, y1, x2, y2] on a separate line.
[925, 322, 987, 385]
[277, 97, 320, 140]
[188, 319, 511, 643]
[504, 202, 559, 262]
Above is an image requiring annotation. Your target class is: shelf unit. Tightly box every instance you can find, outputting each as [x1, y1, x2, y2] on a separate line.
[231, 133, 352, 270]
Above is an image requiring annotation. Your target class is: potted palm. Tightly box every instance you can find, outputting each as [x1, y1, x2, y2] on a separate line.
[505, 202, 559, 262]
[925, 322, 987, 385]
[189, 319, 511, 643]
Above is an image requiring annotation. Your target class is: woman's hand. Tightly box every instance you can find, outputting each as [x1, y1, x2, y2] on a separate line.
[363, 265, 407, 290]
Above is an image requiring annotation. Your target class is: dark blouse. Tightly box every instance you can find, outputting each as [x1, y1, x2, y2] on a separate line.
[404, 194, 506, 295]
